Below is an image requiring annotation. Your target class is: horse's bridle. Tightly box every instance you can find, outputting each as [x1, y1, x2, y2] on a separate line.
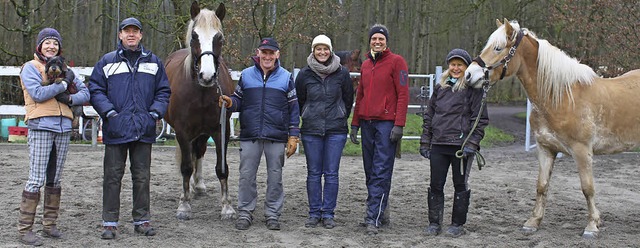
[454, 30, 527, 173]
[193, 51, 220, 80]
[473, 29, 525, 81]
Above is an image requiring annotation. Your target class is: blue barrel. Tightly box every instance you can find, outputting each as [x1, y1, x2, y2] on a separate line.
[1, 118, 18, 139]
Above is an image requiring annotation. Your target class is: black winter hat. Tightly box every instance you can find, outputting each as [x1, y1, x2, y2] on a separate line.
[446, 48, 472, 66]
[369, 24, 389, 41]
[36, 28, 62, 51]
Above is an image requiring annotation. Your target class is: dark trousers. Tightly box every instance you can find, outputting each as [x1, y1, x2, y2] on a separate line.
[429, 145, 473, 196]
[102, 141, 152, 223]
[360, 120, 396, 226]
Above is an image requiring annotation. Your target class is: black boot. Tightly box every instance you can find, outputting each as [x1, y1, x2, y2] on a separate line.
[446, 189, 471, 237]
[424, 187, 444, 236]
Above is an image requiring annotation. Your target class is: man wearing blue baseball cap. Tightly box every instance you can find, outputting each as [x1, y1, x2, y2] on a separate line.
[89, 16, 171, 240]
[219, 37, 300, 231]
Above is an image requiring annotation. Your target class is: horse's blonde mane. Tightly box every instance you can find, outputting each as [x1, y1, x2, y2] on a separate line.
[183, 9, 223, 77]
[536, 39, 598, 107]
[486, 21, 598, 107]
[492, 21, 598, 107]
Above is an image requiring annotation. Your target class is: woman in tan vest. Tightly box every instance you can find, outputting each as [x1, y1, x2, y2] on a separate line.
[17, 27, 89, 246]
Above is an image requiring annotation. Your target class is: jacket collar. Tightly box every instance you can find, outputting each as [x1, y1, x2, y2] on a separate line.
[366, 48, 391, 62]
[251, 56, 281, 77]
[117, 41, 150, 59]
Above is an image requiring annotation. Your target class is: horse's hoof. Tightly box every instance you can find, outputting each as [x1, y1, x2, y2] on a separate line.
[521, 226, 537, 234]
[220, 206, 236, 220]
[582, 231, 598, 239]
[176, 211, 191, 220]
[194, 187, 206, 196]
[220, 213, 235, 220]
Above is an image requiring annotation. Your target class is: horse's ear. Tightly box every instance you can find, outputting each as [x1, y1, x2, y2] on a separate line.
[351, 49, 360, 60]
[190, 1, 200, 19]
[215, 3, 226, 22]
[504, 19, 515, 39]
[496, 19, 503, 27]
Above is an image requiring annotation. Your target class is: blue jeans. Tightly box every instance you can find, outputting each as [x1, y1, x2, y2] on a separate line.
[302, 134, 347, 219]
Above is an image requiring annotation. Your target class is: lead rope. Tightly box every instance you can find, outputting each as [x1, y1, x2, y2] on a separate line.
[218, 84, 226, 175]
[455, 78, 490, 174]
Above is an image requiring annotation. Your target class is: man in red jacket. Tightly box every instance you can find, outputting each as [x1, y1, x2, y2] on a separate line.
[350, 23, 409, 235]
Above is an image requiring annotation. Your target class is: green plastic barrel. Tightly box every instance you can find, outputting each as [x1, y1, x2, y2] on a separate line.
[1, 118, 17, 139]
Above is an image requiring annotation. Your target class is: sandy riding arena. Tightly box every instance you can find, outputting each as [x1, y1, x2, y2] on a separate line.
[1, 105, 639, 247]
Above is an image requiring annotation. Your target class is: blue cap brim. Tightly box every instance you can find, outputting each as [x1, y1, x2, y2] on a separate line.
[258, 45, 279, 51]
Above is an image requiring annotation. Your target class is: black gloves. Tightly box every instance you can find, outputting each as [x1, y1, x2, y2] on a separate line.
[54, 92, 71, 105]
[463, 146, 477, 158]
[350, 126, 359, 144]
[419, 143, 431, 159]
[390, 126, 403, 142]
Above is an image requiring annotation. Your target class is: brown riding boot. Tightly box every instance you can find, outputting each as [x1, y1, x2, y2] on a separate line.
[18, 190, 43, 246]
[43, 186, 62, 238]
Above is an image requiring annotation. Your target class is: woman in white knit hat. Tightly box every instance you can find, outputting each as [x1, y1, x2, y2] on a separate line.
[294, 34, 354, 229]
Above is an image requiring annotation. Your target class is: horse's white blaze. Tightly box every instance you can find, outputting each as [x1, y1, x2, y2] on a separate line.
[195, 27, 218, 81]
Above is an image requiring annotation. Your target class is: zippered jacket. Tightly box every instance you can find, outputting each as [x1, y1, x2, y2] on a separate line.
[421, 83, 489, 150]
[295, 65, 353, 136]
[228, 57, 300, 142]
[351, 48, 409, 127]
[89, 44, 171, 144]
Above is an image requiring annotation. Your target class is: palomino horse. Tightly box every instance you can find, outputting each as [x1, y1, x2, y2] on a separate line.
[465, 19, 640, 238]
[335, 49, 362, 90]
[164, 1, 235, 220]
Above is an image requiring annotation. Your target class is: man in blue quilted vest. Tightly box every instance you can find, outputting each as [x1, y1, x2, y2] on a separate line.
[219, 37, 300, 231]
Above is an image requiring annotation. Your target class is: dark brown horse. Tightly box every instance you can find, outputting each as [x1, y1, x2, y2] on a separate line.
[164, 1, 235, 220]
[335, 49, 362, 90]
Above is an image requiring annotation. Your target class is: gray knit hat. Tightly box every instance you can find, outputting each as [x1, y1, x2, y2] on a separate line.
[445, 48, 472, 66]
[36, 28, 62, 51]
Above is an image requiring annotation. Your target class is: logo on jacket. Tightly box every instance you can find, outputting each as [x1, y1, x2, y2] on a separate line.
[399, 70, 408, 86]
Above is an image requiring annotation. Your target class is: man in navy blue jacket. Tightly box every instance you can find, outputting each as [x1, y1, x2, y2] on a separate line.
[219, 37, 300, 231]
[89, 17, 171, 239]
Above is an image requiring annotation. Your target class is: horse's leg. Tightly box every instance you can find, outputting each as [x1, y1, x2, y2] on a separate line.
[214, 130, 236, 220]
[176, 135, 194, 220]
[191, 138, 207, 197]
[572, 145, 600, 239]
[522, 145, 557, 233]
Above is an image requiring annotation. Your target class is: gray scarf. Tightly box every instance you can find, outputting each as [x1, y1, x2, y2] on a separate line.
[307, 53, 341, 79]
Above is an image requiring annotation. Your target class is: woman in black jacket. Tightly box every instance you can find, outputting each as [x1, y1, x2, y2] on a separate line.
[420, 48, 489, 237]
[295, 35, 354, 229]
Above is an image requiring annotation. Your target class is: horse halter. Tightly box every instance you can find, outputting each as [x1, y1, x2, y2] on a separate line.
[473, 29, 525, 81]
[193, 51, 220, 80]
